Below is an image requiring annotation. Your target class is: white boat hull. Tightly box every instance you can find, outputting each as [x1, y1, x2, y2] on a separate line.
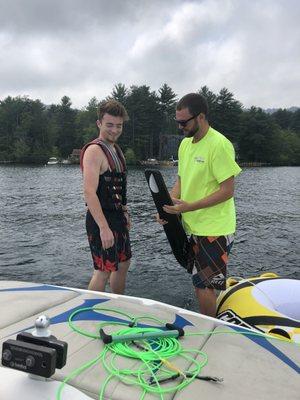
[0, 280, 299, 399]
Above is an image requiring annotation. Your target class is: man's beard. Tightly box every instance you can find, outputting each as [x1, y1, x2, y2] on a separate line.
[183, 120, 200, 137]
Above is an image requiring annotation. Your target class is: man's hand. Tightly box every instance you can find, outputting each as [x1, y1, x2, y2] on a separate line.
[100, 225, 115, 249]
[155, 213, 168, 225]
[163, 198, 191, 214]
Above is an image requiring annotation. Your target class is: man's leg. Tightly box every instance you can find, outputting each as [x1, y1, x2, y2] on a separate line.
[88, 270, 110, 292]
[110, 259, 131, 294]
[194, 287, 216, 317]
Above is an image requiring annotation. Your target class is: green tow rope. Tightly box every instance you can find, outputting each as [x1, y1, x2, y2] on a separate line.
[56, 306, 298, 400]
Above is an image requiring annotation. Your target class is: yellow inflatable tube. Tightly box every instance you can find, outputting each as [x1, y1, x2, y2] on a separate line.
[216, 273, 300, 343]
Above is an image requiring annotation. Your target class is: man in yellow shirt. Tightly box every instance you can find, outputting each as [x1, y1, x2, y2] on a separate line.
[161, 93, 241, 317]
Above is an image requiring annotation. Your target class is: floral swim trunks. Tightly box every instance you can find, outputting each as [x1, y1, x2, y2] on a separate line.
[86, 210, 132, 272]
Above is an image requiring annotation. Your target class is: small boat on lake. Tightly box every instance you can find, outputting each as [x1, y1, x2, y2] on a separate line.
[47, 157, 59, 165]
[139, 158, 159, 166]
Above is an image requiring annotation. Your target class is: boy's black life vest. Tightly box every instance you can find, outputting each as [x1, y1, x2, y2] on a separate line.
[80, 139, 127, 211]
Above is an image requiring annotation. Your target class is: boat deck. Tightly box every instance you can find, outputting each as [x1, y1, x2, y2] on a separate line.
[0, 281, 299, 399]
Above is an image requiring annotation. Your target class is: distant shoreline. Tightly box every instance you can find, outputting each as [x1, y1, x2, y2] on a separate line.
[0, 161, 299, 167]
[238, 162, 271, 167]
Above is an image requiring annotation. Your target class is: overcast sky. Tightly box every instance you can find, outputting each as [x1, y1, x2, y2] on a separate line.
[0, 0, 299, 109]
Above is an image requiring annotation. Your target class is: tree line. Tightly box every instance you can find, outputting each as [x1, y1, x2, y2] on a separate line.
[0, 83, 299, 165]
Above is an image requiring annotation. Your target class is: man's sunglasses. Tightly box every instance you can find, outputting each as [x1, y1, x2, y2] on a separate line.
[174, 113, 199, 127]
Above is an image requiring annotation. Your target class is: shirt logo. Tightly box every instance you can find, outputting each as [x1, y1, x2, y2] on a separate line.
[194, 156, 205, 163]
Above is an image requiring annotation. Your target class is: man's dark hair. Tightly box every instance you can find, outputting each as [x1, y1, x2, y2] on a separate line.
[97, 99, 129, 121]
[176, 93, 209, 118]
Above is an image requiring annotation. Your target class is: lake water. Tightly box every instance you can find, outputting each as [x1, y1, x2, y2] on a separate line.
[0, 165, 299, 311]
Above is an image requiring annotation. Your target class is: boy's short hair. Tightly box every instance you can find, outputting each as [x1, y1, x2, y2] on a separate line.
[97, 100, 129, 121]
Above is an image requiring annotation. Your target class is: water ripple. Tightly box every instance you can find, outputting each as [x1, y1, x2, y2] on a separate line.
[0, 165, 299, 311]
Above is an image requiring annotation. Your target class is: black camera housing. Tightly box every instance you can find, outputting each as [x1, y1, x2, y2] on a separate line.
[1, 332, 68, 378]
[2, 339, 57, 378]
[16, 332, 67, 369]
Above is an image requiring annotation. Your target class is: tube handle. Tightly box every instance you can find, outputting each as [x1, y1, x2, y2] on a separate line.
[99, 328, 181, 345]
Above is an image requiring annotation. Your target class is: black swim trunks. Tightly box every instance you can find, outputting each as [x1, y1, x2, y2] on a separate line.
[86, 210, 132, 272]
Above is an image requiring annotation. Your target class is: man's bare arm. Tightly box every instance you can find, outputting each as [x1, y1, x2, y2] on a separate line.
[163, 176, 235, 214]
[83, 145, 114, 248]
[188, 176, 234, 211]
[169, 176, 181, 199]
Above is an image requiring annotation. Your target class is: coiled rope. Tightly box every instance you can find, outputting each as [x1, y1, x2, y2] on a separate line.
[56, 305, 298, 400]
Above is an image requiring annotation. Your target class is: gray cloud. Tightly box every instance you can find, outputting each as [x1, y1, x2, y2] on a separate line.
[0, 0, 299, 108]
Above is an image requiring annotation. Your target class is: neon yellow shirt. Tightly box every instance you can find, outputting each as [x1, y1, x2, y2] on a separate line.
[178, 127, 241, 236]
